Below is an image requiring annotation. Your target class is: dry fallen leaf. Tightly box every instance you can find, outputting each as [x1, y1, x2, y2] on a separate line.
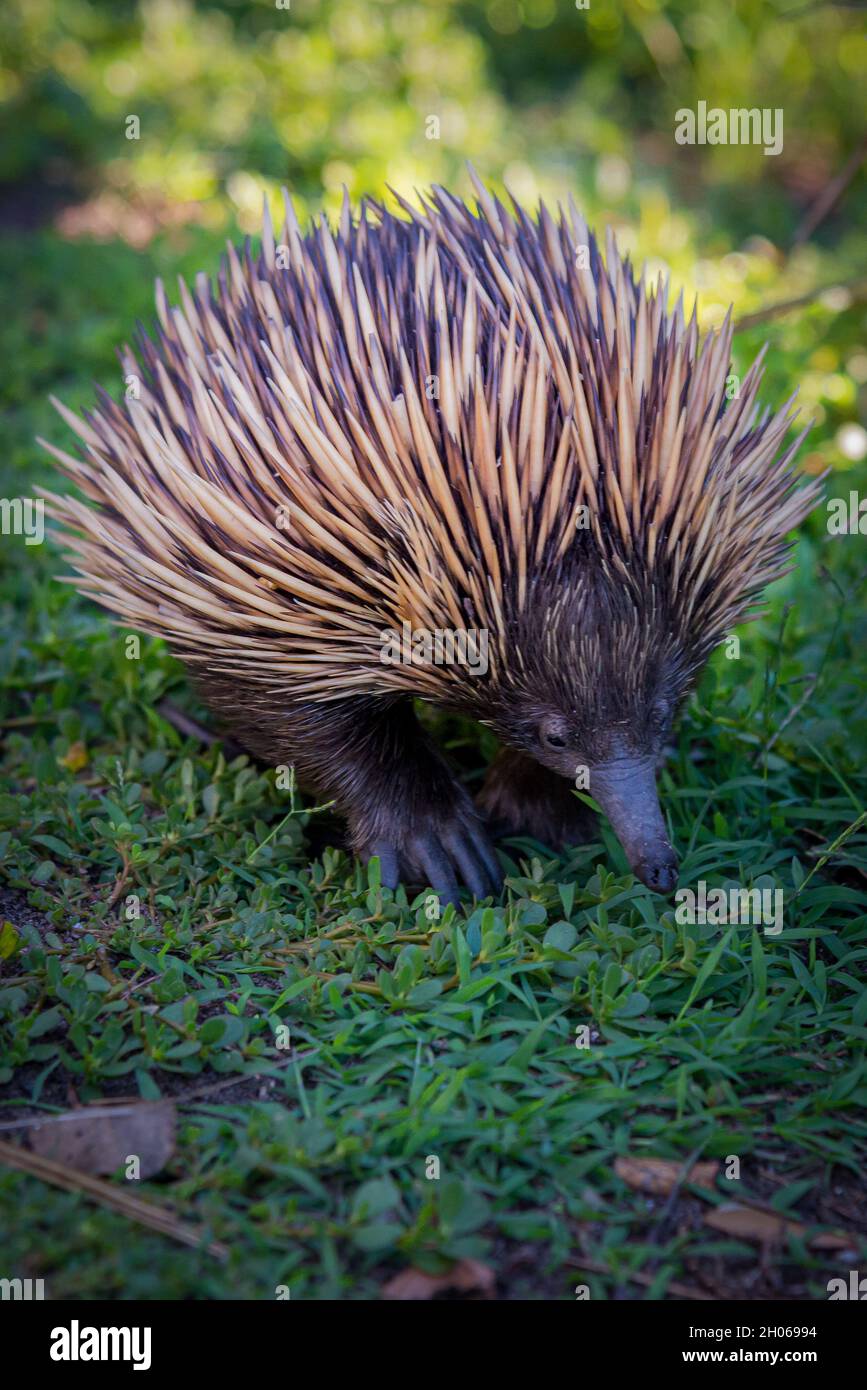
[382, 1258, 496, 1300]
[0, 1137, 226, 1259]
[28, 1101, 176, 1179]
[615, 1156, 719, 1196]
[704, 1202, 856, 1251]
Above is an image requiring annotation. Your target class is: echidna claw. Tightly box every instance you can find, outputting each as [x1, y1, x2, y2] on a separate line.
[363, 814, 502, 908]
[441, 824, 501, 900]
[366, 840, 400, 892]
[410, 834, 462, 907]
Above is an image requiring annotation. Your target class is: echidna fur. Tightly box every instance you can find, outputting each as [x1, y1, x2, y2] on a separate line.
[40, 171, 823, 901]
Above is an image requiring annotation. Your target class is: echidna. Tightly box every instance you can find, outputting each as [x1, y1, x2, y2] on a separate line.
[41, 172, 821, 904]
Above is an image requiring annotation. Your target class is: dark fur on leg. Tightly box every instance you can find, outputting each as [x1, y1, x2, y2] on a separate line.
[198, 675, 500, 904]
[478, 747, 597, 851]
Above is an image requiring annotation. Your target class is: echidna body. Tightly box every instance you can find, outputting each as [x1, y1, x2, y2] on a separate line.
[41, 174, 821, 901]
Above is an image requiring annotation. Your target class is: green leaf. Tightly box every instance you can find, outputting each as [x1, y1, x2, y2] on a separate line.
[602, 961, 621, 999]
[0, 921, 21, 960]
[751, 931, 767, 1001]
[852, 988, 867, 1028]
[407, 979, 442, 1005]
[136, 1070, 162, 1101]
[28, 1006, 64, 1038]
[677, 926, 737, 1020]
[352, 1222, 399, 1252]
[453, 924, 472, 984]
[352, 1177, 400, 1222]
[431, 1066, 470, 1114]
[199, 1015, 245, 1046]
[543, 921, 578, 953]
[32, 834, 74, 859]
[614, 990, 649, 1018]
[510, 1019, 549, 1072]
[558, 881, 576, 919]
[789, 951, 825, 1013]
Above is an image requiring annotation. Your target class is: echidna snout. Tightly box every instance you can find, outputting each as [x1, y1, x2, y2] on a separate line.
[590, 757, 679, 894]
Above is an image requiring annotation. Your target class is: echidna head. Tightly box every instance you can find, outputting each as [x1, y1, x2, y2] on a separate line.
[483, 575, 702, 891]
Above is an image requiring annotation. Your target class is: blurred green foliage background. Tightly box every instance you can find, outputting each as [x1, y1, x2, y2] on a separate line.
[1, 0, 865, 482]
[2, 0, 865, 213]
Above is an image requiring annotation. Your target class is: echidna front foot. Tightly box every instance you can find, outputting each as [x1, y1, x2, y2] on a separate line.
[361, 801, 501, 908]
[245, 694, 502, 907]
[191, 684, 501, 904]
[478, 748, 597, 851]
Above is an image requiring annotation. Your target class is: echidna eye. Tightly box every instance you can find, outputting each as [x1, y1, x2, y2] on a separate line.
[540, 718, 570, 750]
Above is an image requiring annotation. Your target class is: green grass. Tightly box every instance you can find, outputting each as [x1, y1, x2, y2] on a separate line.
[1, 224, 867, 1300]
